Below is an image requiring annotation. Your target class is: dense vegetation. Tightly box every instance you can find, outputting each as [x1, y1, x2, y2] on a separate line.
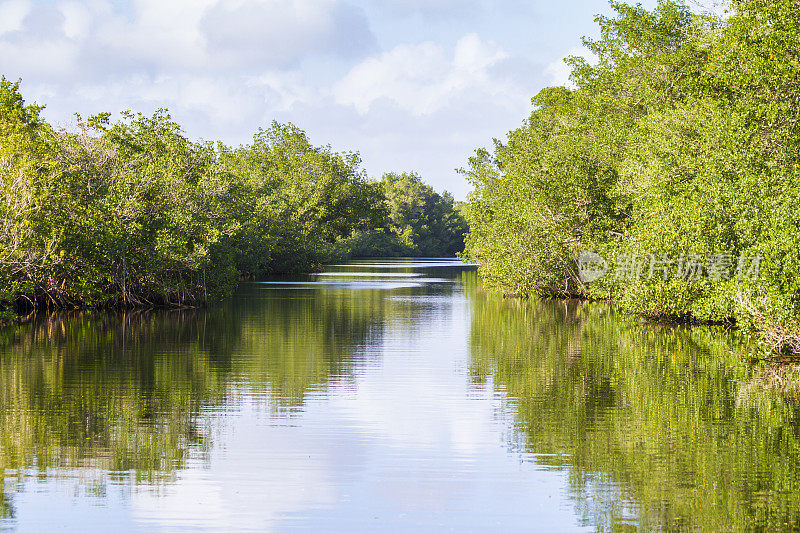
[347, 172, 468, 258]
[0, 79, 466, 320]
[462, 0, 800, 351]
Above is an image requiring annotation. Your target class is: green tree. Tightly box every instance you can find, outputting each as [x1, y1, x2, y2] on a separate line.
[377, 171, 467, 257]
[462, 0, 800, 352]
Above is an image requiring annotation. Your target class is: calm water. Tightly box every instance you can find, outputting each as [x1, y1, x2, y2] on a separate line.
[1, 258, 799, 531]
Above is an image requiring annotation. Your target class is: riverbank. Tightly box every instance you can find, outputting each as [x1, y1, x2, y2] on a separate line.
[1, 79, 467, 324]
[460, 0, 800, 362]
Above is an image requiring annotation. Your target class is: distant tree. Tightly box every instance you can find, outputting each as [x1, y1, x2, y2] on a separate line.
[379, 172, 468, 257]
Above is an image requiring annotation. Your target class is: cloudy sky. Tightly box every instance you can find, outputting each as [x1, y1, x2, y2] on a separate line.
[0, 0, 659, 199]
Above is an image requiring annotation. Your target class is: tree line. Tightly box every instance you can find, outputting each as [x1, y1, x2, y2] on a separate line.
[0, 79, 467, 320]
[462, 0, 800, 352]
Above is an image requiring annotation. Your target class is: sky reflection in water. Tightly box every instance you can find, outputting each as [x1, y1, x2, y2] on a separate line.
[0, 259, 797, 531]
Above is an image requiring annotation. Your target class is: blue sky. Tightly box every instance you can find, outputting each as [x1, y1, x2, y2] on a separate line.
[0, 0, 659, 199]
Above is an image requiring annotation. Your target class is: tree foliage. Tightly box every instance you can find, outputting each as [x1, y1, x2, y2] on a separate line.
[0, 80, 467, 319]
[463, 0, 800, 348]
[347, 172, 467, 258]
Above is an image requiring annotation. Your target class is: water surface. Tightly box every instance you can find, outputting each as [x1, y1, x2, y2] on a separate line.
[0, 258, 798, 531]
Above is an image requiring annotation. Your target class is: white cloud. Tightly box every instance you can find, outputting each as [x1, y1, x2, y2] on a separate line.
[0, 0, 375, 144]
[0, 0, 30, 37]
[69, 70, 315, 134]
[88, 0, 376, 72]
[57, 1, 92, 40]
[0, 0, 374, 80]
[333, 33, 510, 116]
[246, 71, 315, 113]
[0, 1, 545, 200]
[201, 0, 375, 69]
[382, 0, 480, 16]
[0, 38, 79, 79]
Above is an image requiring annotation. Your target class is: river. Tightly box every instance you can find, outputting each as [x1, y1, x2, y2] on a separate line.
[0, 258, 798, 531]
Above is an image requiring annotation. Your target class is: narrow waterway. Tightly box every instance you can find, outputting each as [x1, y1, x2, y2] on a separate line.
[0, 258, 798, 531]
